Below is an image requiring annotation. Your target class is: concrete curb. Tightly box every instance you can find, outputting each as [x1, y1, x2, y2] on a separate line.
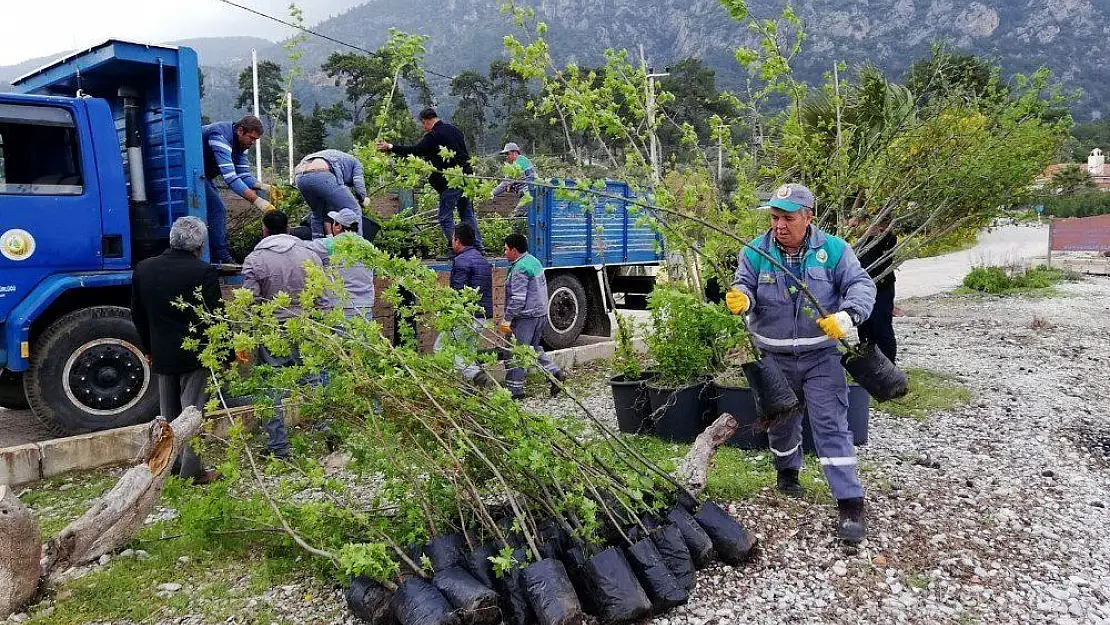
[1, 337, 637, 487]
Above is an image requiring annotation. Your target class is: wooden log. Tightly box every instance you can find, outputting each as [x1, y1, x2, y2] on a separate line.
[0, 485, 40, 619]
[676, 413, 738, 499]
[39, 406, 203, 583]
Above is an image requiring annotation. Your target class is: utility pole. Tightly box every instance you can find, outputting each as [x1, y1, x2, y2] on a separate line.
[640, 45, 669, 185]
[251, 48, 262, 181]
[286, 92, 295, 185]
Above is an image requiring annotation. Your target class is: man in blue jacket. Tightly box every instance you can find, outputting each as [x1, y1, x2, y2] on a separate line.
[434, 222, 494, 386]
[202, 115, 274, 263]
[295, 149, 370, 238]
[727, 183, 876, 545]
[376, 108, 481, 253]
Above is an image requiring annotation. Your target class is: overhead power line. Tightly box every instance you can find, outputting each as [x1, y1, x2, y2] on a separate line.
[213, 0, 456, 81]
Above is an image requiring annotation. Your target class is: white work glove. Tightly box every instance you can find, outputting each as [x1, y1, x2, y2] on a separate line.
[817, 311, 854, 340]
[254, 182, 275, 196]
[362, 197, 372, 209]
[253, 196, 275, 212]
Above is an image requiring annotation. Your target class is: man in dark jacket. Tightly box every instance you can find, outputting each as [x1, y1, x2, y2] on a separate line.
[131, 216, 221, 484]
[376, 108, 482, 252]
[854, 216, 898, 363]
[434, 223, 493, 386]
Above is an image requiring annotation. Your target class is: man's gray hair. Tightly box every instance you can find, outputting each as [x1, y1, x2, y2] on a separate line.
[169, 216, 208, 253]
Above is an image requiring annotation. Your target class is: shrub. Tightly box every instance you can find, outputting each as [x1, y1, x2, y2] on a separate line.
[962, 266, 1012, 293]
[646, 286, 748, 386]
[962, 264, 1073, 294]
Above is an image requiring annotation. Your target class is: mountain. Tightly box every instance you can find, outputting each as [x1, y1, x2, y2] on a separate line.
[3, 2, 1107, 125]
[255, 0, 1110, 121]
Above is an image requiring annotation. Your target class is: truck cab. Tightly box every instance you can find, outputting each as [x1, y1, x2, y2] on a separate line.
[0, 40, 206, 433]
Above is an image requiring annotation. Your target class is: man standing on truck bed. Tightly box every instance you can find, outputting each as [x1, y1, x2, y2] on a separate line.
[295, 149, 370, 239]
[202, 115, 275, 263]
[376, 108, 482, 254]
[500, 233, 565, 399]
[131, 216, 221, 484]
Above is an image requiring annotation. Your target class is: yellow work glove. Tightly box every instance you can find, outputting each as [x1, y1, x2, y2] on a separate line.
[268, 185, 284, 204]
[817, 311, 854, 340]
[253, 197, 275, 212]
[725, 288, 750, 315]
[498, 320, 513, 335]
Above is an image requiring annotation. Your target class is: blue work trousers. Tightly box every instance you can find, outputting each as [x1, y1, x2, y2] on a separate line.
[438, 188, 482, 251]
[764, 347, 863, 501]
[204, 178, 232, 263]
[505, 316, 561, 397]
[296, 171, 362, 238]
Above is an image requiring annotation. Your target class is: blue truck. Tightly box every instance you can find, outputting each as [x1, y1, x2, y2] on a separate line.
[0, 40, 662, 435]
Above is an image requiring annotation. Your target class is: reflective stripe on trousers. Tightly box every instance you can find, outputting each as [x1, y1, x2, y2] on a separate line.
[764, 347, 863, 501]
[506, 316, 561, 395]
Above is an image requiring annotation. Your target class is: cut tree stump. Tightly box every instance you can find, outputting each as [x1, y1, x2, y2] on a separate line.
[39, 406, 203, 584]
[677, 412, 738, 499]
[0, 485, 40, 619]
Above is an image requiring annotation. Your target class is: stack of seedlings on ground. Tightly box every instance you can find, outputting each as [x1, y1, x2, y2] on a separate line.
[196, 240, 757, 625]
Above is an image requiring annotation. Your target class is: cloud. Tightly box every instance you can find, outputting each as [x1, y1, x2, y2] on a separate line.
[0, 0, 362, 66]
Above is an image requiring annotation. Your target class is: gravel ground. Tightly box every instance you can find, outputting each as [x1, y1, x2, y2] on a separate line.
[655, 277, 1110, 625]
[13, 278, 1110, 625]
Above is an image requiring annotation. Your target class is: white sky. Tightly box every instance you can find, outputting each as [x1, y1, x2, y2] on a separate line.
[0, 0, 363, 66]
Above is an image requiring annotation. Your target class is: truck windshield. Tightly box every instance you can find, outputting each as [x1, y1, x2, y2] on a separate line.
[0, 103, 84, 196]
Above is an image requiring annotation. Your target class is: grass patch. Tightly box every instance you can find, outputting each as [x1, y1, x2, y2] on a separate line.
[18, 472, 121, 537]
[616, 435, 830, 503]
[876, 368, 971, 421]
[960, 264, 1079, 296]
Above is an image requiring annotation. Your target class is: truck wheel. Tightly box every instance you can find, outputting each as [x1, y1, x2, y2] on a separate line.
[0, 370, 29, 410]
[24, 306, 158, 434]
[543, 273, 588, 350]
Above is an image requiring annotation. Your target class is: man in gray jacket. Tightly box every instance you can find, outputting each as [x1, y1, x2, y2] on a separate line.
[500, 233, 565, 399]
[727, 183, 875, 545]
[295, 149, 369, 238]
[242, 210, 323, 458]
[304, 208, 375, 318]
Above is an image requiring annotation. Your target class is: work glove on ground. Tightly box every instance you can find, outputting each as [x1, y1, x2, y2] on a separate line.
[817, 311, 854, 340]
[253, 197, 276, 212]
[725, 288, 750, 315]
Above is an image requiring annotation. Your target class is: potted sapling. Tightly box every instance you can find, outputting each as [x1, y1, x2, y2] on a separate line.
[609, 312, 654, 434]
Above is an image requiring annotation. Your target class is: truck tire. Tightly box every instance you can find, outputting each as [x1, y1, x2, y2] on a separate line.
[0, 370, 29, 410]
[24, 306, 158, 434]
[543, 273, 588, 350]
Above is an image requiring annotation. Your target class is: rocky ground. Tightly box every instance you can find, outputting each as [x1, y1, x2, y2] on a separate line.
[11, 276, 1110, 624]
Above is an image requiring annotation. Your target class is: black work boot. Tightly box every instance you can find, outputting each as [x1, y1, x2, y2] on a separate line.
[549, 370, 567, 398]
[836, 497, 867, 545]
[776, 468, 804, 498]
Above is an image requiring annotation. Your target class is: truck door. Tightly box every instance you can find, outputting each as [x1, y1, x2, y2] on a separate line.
[0, 100, 103, 322]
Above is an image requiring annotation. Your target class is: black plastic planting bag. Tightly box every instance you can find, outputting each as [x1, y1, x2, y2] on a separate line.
[651, 523, 696, 591]
[425, 533, 468, 572]
[465, 543, 499, 589]
[842, 342, 909, 402]
[537, 519, 571, 560]
[346, 576, 396, 625]
[560, 543, 598, 616]
[494, 548, 535, 625]
[433, 566, 501, 625]
[625, 538, 689, 611]
[584, 547, 653, 625]
[522, 558, 587, 625]
[391, 578, 460, 625]
[694, 501, 755, 566]
[666, 505, 714, 570]
[743, 359, 801, 429]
